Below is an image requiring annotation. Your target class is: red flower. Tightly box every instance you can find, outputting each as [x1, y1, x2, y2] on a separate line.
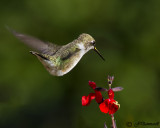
[82, 77, 123, 128]
[99, 89, 120, 114]
[88, 81, 96, 89]
[99, 99, 119, 114]
[81, 81, 103, 106]
[108, 89, 114, 100]
[82, 79, 121, 115]
[82, 93, 95, 106]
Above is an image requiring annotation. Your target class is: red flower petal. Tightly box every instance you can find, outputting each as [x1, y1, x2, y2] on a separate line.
[82, 93, 95, 106]
[99, 99, 119, 114]
[108, 99, 119, 114]
[108, 89, 114, 100]
[109, 103, 119, 114]
[89, 81, 96, 89]
[89, 93, 96, 100]
[99, 99, 109, 113]
[82, 96, 90, 106]
[95, 91, 103, 104]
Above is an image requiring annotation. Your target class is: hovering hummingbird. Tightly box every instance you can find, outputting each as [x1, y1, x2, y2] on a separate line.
[8, 28, 105, 76]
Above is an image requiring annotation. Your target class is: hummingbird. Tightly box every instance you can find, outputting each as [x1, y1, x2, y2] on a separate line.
[8, 28, 105, 76]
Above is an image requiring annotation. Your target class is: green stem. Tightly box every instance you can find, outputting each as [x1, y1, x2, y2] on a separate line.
[111, 114, 116, 128]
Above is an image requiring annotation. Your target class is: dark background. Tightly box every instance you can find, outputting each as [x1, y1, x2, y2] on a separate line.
[0, 0, 160, 127]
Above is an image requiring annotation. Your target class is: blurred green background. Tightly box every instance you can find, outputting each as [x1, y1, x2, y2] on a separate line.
[0, 0, 160, 127]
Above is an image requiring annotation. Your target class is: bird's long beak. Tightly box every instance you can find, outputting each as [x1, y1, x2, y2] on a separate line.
[94, 47, 105, 61]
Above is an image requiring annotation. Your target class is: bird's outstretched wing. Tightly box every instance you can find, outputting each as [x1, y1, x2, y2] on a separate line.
[7, 27, 61, 55]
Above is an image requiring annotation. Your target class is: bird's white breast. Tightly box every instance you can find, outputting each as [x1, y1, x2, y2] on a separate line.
[56, 43, 87, 76]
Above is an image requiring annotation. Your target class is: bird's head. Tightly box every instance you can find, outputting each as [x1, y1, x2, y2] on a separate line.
[77, 33, 105, 61]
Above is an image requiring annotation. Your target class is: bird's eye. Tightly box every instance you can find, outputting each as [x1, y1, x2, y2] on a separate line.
[91, 41, 96, 46]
